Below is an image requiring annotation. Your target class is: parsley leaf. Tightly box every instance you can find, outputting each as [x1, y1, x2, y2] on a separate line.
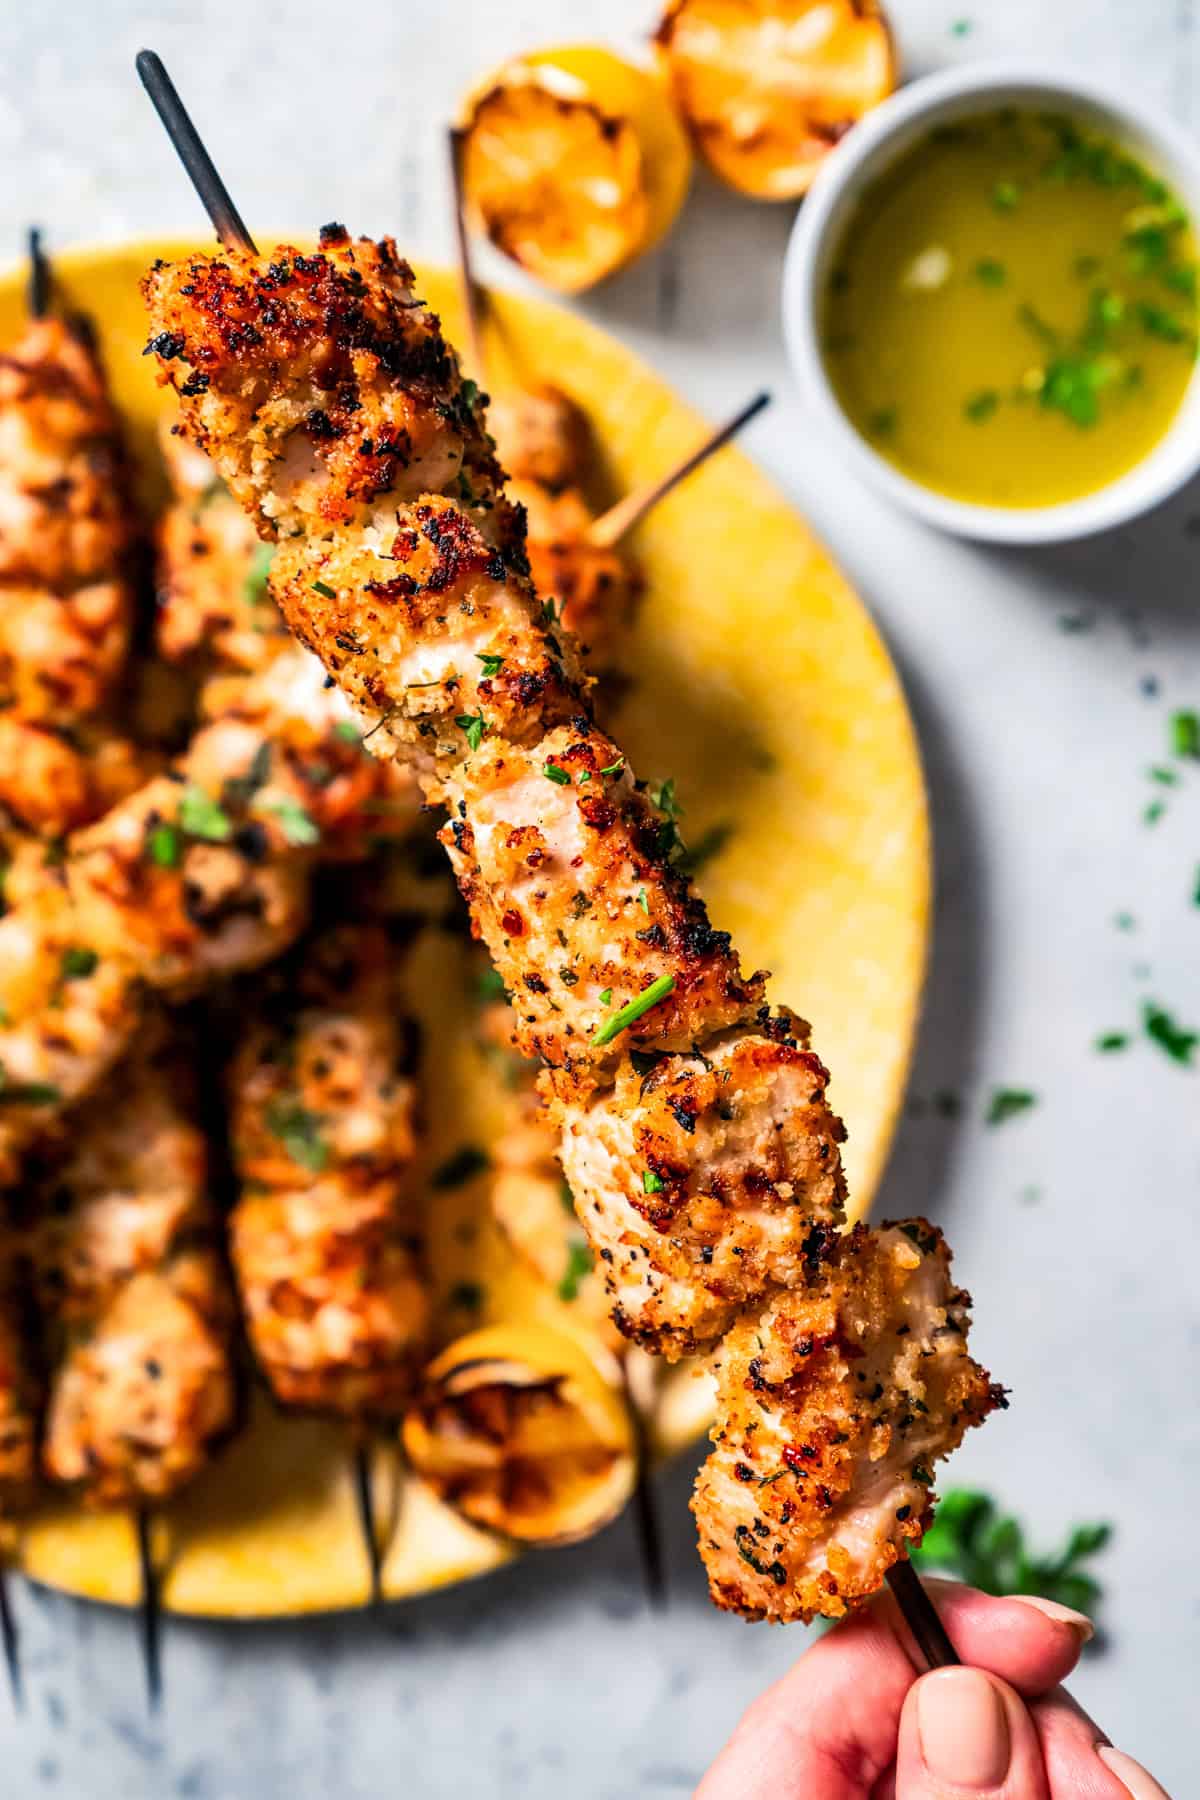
[972, 258, 1005, 286]
[912, 1488, 1111, 1619]
[179, 786, 232, 843]
[60, 947, 98, 981]
[642, 1169, 664, 1195]
[985, 1088, 1037, 1126]
[311, 580, 336, 599]
[147, 822, 182, 869]
[543, 761, 571, 786]
[1171, 709, 1200, 759]
[244, 542, 274, 607]
[265, 1102, 328, 1172]
[476, 653, 505, 678]
[1142, 1000, 1197, 1066]
[254, 797, 320, 847]
[455, 711, 487, 753]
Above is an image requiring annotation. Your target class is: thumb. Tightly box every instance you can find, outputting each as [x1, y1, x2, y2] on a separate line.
[896, 1667, 1050, 1799]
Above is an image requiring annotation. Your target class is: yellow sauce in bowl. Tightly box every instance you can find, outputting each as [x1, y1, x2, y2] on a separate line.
[822, 110, 1199, 508]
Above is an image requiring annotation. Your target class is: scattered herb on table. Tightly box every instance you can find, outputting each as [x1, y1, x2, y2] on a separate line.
[1142, 1001, 1197, 1066]
[1095, 1031, 1129, 1052]
[912, 1488, 1112, 1619]
[985, 1088, 1037, 1126]
[1171, 708, 1200, 759]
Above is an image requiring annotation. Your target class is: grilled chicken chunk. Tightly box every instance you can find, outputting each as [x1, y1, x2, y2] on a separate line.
[32, 1029, 235, 1507]
[693, 1222, 1004, 1621]
[227, 920, 428, 1414]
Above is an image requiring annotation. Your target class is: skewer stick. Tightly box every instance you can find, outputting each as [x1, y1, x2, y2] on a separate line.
[135, 52, 257, 255]
[447, 127, 487, 382]
[136, 1506, 163, 1710]
[0, 1558, 22, 1711]
[27, 229, 50, 321]
[135, 73, 964, 1661]
[619, 1361, 665, 1608]
[587, 391, 772, 550]
[887, 1558, 960, 1670]
[353, 1439, 384, 1608]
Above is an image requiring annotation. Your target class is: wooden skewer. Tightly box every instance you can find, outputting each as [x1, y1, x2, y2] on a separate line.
[136, 1506, 163, 1710]
[619, 1360, 665, 1608]
[353, 1438, 385, 1608]
[136, 51, 257, 255]
[887, 1558, 960, 1669]
[135, 58, 967, 1664]
[587, 391, 772, 550]
[447, 126, 487, 383]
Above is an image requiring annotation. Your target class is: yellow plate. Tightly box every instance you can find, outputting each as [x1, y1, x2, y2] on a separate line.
[0, 240, 929, 1615]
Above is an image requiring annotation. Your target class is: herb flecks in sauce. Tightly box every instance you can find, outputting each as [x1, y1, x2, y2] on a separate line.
[823, 110, 1198, 507]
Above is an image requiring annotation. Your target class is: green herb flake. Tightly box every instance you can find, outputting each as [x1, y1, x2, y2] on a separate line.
[476, 967, 508, 1002]
[592, 973, 676, 1048]
[311, 580, 336, 599]
[912, 1487, 1111, 1615]
[243, 542, 274, 607]
[1144, 799, 1166, 826]
[598, 988, 613, 1006]
[1137, 300, 1190, 343]
[1095, 1031, 1129, 1052]
[255, 797, 320, 847]
[333, 719, 362, 747]
[1149, 765, 1180, 786]
[147, 822, 182, 869]
[985, 1088, 1037, 1126]
[1171, 709, 1200, 759]
[543, 761, 571, 786]
[642, 1169, 665, 1195]
[950, 16, 972, 34]
[1115, 911, 1136, 931]
[636, 888, 649, 915]
[476, 653, 506, 678]
[432, 1145, 491, 1189]
[60, 947, 98, 981]
[265, 1102, 329, 1173]
[972, 258, 1005, 286]
[1142, 1000, 1197, 1066]
[179, 785, 232, 843]
[965, 389, 1000, 423]
[455, 711, 488, 754]
[557, 1240, 593, 1303]
[599, 757, 625, 777]
[992, 180, 1020, 212]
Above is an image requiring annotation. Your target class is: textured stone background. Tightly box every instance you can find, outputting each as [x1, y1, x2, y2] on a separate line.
[1, 2, 1198, 1794]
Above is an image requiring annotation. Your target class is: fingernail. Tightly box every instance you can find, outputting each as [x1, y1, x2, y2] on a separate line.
[917, 1668, 1011, 1789]
[1097, 1745, 1175, 1799]
[1010, 1594, 1095, 1641]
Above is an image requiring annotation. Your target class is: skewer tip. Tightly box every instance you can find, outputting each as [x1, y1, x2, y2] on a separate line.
[27, 228, 50, 321]
[136, 1507, 163, 1711]
[353, 1444, 385, 1608]
[135, 49, 257, 256]
[0, 1567, 23, 1711]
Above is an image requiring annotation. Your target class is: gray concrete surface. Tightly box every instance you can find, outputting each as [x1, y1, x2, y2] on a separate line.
[0, 1, 1197, 1793]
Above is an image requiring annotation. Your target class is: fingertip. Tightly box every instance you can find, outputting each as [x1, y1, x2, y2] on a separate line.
[912, 1582, 1089, 1696]
[897, 1667, 1048, 1797]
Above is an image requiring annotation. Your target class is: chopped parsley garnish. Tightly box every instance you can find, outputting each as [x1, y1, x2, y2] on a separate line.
[636, 888, 649, 915]
[244, 542, 274, 606]
[912, 1488, 1111, 1616]
[311, 580, 336, 599]
[592, 974, 675, 1047]
[964, 389, 1000, 422]
[432, 1145, 490, 1188]
[179, 785, 232, 842]
[334, 719, 362, 746]
[455, 711, 487, 753]
[1148, 765, 1179, 786]
[1136, 300, 1190, 343]
[60, 947, 98, 981]
[642, 1169, 665, 1195]
[476, 653, 505, 678]
[598, 758, 625, 777]
[950, 17, 972, 34]
[973, 258, 1005, 286]
[1171, 708, 1200, 758]
[985, 1088, 1037, 1125]
[1144, 799, 1166, 826]
[254, 797, 320, 847]
[991, 180, 1019, 211]
[476, 967, 507, 1002]
[543, 761, 571, 786]
[1142, 1000, 1197, 1066]
[1193, 864, 1200, 908]
[0, 1074, 60, 1107]
[147, 822, 182, 869]
[265, 1102, 328, 1172]
[598, 988, 613, 1006]
[654, 778, 681, 820]
[557, 1240, 593, 1302]
[1095, 1031, 1129, 1052]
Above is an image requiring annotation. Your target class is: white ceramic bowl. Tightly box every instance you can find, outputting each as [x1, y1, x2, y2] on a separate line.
[783, 63, 1200, 543]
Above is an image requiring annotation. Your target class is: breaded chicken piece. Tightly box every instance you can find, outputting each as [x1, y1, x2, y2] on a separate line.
[489, 384, 591, 492]
[227, 921, 428, 1414]
[32, 1031, 235, 1506]
[509, 478, 641, 670]
[156, 471, 285, 674]
[693, 1221, 1005, 1622]
[0, 715, 147, 844]
[557, 1011, 847, 1358]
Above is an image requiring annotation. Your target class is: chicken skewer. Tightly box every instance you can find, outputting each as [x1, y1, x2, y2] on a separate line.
[28, 1017, 237, 1704]
[138, 77, 1001, 1652]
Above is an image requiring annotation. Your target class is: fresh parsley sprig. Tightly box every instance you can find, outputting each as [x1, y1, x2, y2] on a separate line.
[912, 1489, 1111, 1620]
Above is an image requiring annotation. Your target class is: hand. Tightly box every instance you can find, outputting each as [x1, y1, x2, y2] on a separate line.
[698, 1580, 1172, 1799]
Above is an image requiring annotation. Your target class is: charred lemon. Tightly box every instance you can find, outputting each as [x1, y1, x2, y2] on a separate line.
[654, 0, 897, 200]
[459, 46, 692, 292]
[402, 1325, 636, 1544]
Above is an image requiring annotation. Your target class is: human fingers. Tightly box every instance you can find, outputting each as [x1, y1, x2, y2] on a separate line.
[1030, 1685, 1174, 1799]
[696, 1583, 1091, 1800]
[894, 1668, 1049, 1799]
